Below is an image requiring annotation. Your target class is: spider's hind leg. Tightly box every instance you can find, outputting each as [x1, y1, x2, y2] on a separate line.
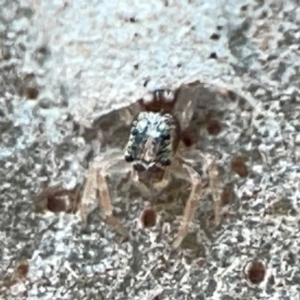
[172, 159, 203, 249]
[206, 159, 223, 227]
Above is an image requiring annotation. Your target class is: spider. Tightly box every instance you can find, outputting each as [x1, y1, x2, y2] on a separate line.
[79, 86, 222, 248]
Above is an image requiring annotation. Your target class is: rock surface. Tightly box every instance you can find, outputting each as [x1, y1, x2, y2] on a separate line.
[1, 0, 300, 299]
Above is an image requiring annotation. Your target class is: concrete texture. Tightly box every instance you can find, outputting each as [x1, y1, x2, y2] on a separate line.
[1, 0, 300, 299]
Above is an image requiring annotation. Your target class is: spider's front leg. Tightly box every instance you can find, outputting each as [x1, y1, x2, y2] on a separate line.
[80, 150, 131, 237]
[172, 158, 203, 248]
[206, 159, 223, 226]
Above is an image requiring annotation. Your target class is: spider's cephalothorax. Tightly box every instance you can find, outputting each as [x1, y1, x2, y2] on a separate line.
[124, 111, 180, 173]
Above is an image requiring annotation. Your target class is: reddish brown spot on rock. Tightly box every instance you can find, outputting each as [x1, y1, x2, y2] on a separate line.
[26, 87, 39, 99]
[247, 261, 266, 284]
[15, 260, 29, 279]
[231, 156, 248, 177]
[181, 127, 198, 147]
[34, 186, 78, 214]
[206, 119, 221, 135]
[141, 208, 157, 228]
[47, 195, 67, 212]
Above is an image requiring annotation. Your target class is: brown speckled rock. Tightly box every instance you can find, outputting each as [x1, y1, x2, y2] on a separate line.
[1, 0, 300, 299]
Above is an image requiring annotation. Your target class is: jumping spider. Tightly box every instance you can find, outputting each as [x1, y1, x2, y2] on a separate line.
[80, 87, 222, 248]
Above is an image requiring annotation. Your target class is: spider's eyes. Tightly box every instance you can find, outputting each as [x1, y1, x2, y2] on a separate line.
[162, 90, 175, 102]
[143, 92, 154, 104]
[125, 154, 134, 162]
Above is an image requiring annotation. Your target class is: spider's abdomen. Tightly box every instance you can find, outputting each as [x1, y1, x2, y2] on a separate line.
[125, 111, 180, 170]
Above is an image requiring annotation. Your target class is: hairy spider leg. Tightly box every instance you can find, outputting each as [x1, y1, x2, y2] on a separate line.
[172, 158, 203, 248]
[80, 150, 131, 236]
